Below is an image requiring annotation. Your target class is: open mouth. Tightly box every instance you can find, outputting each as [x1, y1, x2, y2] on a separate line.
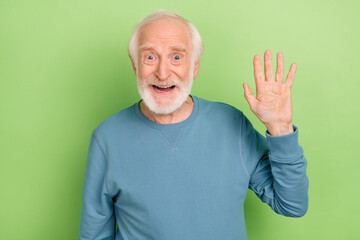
[152, 85, 176, 93]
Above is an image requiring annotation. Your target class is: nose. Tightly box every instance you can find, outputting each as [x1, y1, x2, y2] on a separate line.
[155, 57, 171, 81]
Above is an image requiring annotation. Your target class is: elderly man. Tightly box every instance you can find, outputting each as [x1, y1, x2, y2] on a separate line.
[79, 9, 309, 240]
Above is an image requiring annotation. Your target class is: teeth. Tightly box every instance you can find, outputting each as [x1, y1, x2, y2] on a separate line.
[155, 85, 173, 88]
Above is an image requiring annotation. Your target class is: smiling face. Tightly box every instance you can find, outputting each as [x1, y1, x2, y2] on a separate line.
[132, 17, 199, 115]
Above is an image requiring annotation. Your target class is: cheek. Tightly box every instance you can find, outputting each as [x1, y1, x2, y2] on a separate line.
[138, 65, 155, 79]
[174, 65, 190, 79]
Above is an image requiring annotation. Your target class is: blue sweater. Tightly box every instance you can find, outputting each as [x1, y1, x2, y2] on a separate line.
[79, 96, 309, 240]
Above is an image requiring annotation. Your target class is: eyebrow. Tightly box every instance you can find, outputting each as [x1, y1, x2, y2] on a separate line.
[171, 44, 187, 52]
[139, 44, 156, 51]
[139, 44, 187, 52]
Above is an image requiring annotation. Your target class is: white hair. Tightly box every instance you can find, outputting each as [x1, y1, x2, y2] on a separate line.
[128, 9, 204, 68]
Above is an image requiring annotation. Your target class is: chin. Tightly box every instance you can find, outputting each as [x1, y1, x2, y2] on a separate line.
[149, 95, 189, 115]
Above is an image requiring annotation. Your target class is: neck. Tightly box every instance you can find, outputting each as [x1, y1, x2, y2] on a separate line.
[139, 96, 194, 124]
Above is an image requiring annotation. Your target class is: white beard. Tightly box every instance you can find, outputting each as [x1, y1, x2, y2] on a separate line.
[136, 68, 194, 115]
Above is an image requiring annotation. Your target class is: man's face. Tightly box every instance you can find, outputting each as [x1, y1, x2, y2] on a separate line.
[133, 17, 199, 114]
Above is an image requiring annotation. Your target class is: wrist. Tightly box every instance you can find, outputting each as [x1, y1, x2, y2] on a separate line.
[266, 123, 294, 136]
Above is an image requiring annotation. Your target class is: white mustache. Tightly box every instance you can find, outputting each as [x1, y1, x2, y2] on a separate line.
[145, 75, 182, 86]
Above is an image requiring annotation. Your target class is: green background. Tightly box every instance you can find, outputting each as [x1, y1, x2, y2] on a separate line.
[1, 0, 359, 239]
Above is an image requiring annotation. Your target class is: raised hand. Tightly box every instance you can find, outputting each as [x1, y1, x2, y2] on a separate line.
[242, 50, 296, 136]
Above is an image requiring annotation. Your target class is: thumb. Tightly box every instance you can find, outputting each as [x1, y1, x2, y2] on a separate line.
[243, 83, 257, 109]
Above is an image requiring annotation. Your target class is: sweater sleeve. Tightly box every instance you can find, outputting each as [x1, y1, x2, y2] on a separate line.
[79, 131, 116, 239]
[240, 114, 309, 217]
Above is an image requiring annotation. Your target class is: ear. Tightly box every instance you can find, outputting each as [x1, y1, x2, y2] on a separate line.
[192, 61, 200, 79]
[129, 55, 137, 76]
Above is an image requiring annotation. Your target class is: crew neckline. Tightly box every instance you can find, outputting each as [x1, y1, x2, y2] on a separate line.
[134, 95, 199, 130]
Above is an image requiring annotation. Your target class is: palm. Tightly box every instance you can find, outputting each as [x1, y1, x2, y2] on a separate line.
[243, 50, 297, 135]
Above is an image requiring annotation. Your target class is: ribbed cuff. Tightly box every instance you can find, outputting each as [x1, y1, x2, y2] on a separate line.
[265, 125, 302, 161]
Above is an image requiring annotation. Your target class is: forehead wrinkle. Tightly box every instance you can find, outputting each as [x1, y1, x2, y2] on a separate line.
[139, 33, 189, 46]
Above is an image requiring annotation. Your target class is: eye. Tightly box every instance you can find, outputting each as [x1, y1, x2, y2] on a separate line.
[145, 55, 155, 60]
[173, 55, 182, 60]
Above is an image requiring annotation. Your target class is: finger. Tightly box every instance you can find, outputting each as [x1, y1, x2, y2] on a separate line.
[253, 55, 264, 87]
[264, 50, 274, 82]
[275, 52, 284, 83]
[285, 63, 297, 86]
[243, 83, 257, 109]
